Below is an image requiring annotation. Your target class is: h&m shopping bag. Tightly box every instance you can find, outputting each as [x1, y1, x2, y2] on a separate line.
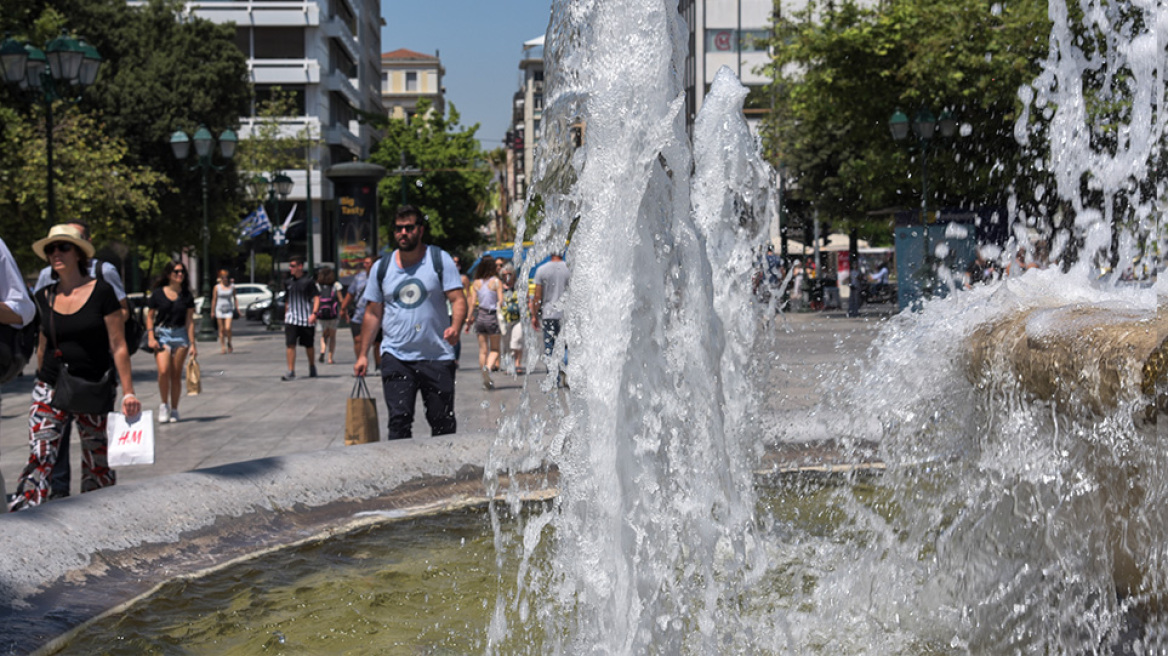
[107, 410, 155, 466]
[186, 354, 201, 395]
[345, 377, 380, 445]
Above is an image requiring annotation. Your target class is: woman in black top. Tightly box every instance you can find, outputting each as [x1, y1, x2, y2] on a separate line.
[9, 224, 140, 511]
[145, 261, 197, 424]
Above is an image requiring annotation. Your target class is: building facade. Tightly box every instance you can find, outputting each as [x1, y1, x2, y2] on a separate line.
[152, 0, 384, 271]
[503, 36, 544, 222]
[380, 48, 445, 121]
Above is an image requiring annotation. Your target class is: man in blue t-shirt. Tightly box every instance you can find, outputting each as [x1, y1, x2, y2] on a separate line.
[354, 205, 467, 439]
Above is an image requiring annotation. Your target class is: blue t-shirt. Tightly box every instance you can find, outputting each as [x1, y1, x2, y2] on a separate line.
[364, 248, 461, 361]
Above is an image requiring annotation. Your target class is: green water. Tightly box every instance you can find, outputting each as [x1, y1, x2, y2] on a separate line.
[59, 509, 534, 656]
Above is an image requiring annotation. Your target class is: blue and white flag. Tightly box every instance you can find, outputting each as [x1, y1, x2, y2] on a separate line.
[237, 205, 272, 240]
[273, 204, 297, 246]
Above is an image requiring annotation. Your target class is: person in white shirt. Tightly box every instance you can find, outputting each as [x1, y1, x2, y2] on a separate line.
[0, 236, 36, 499]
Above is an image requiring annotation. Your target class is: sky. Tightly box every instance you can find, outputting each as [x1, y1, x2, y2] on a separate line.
[380, 0, 554, 148]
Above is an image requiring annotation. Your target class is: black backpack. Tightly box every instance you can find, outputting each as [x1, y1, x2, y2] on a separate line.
[93, 260, 142, 355]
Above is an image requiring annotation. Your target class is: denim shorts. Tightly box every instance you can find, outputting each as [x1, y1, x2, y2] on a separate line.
[155, 325, 190, 350]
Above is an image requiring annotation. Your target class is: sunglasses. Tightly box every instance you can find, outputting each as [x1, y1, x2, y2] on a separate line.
[44, 242, 74, 255]
[394, 224, 420, 233]
[171, 269, 187, 275]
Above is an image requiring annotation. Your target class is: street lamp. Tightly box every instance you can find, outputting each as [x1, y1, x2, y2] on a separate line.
[890, 107, 958, 299]
[170, 125, 237, 342]
[1, 31, 102, 226]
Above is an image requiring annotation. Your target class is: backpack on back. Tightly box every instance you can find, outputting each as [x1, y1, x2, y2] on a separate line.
[318, 284, 339, 320]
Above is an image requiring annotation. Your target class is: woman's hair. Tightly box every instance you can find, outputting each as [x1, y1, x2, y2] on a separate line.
[316, 266, 336, 286]
[218, 269, 230, 281]
[154, 260, 193, 297]
[475, 256, 496, 281]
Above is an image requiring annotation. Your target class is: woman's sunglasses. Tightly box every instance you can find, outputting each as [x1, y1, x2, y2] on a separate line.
[171, 269, 187, 276]
[44, 242, 74, 255]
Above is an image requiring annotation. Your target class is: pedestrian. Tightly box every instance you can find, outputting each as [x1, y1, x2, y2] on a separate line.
[0, 236, 37, 499]
[498, 263, 524, 375]
[531, 252, 570, 385]
[465, 255, 503, 389]
[211, 269, 238, 354]
[33, 220, 127, 500]
[345, 255, 381, 370]
[315, 266, 343, 365]
[354, 205, 467, 439]
[10, 224, 141, 511]
[145, 261, 197, 423]
[281, 254, 318, 381]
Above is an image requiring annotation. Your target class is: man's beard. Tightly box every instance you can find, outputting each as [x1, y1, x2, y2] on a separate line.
[397, 232, 421, 251]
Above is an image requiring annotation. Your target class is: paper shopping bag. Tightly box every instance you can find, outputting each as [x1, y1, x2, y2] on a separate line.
[345, 377, 380, 445]
[107, 410, 155, 466]
[186, 354, 201, 395]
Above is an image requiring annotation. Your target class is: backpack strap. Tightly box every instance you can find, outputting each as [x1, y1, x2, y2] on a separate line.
[378, 246, 447, 292]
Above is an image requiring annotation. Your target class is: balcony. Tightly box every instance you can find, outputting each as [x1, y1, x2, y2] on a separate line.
[321, 18, 360, 63]
[237, 115, 321, 140]
[183, 1, 321, 27]
[324, 122, 361, 154]
[325, 69, 361, 107]
[250, 59, 320, 85]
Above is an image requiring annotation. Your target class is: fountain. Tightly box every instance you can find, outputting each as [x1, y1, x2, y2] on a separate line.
[7, 0, 1168, 652]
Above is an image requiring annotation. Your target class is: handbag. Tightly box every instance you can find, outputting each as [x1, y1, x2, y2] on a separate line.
[107, 410, 155, 466]
[186, 354, 201, 395]
[344, 377, 380, 445]
[47, 288, 117, 415]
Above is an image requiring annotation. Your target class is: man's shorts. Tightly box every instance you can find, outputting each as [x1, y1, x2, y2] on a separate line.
[285, 323, 314, 348]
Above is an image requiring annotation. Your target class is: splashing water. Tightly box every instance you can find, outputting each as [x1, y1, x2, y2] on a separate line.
[488, 0, 1168, 652]
[487, 0, 773, 652]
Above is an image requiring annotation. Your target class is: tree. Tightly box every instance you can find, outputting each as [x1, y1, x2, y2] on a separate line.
[764, 0, 1051, 238]
[369, 101, 492, 254]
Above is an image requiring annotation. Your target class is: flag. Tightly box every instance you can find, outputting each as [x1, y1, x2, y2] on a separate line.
[273, 204, 296, 246]
[237, 205, 272, 240]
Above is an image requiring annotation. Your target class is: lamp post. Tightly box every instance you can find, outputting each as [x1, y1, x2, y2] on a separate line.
[890, 107, 957, 299]
[1, 31, 102, 227]
[170, 125, 238, 342]
[252, 173, 292, 330]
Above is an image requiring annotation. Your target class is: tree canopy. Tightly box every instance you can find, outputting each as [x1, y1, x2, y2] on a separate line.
[369, 101, 493, 255]
[764, 0, 1051, 240]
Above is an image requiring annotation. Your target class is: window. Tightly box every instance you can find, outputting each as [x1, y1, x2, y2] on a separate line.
[253, 85, 306, 116]
[233, 27, 250, 57]
[254, 27, 305, 59]
[406, 72, 418, 92]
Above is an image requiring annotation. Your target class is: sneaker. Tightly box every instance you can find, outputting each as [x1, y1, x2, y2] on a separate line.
[309, 365, 318, 378]
[481, 368, 494, 390]
[158, 403, 170, 423]
[169, 409, 180, 423]
[281, 371, 296, 381]
[318, 352, 325, 363]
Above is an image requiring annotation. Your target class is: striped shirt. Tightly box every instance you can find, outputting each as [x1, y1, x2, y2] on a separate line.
[284, 274, 318, 327]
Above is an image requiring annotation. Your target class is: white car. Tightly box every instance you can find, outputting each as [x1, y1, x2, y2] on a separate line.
[194, 284, 273, 318]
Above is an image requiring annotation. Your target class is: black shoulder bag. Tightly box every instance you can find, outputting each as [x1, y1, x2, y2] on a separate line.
[48, 286, 117, 415]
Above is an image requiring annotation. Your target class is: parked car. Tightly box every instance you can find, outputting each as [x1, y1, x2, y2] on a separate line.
[194, 284, 273, 319]
[246, 291, 286, 326]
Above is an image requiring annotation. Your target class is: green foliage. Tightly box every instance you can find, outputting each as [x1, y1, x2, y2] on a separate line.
[369, 101, 492, 254]
[236, 86, 317, 196]
[0, 0, 250, 277]
[765, 0, 1051, 231]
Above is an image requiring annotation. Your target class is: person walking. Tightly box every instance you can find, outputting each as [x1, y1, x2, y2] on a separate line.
[281, 254, 318, 381]
[10, 224, 141, 511]
[498, 263, 524, 375]
[211, 269, 238, 354]
[354, 205, 467, 439]
[531, 252, 570, 384]
[465, 256, 502, 389]
[145, 261, 197, 423]
[345, 255, 381, 370]
[315, 266, 343, 365]
[33, 220, 127, 499]
[0, 236, 37, 499]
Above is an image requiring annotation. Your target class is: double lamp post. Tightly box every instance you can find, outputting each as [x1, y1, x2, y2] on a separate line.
[0, 32, 103, 226]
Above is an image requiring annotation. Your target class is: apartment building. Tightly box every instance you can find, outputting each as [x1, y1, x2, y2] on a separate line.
[156, 0, 384, 269]
[380, 48, 445, 122]
[503, 36, 543, 221]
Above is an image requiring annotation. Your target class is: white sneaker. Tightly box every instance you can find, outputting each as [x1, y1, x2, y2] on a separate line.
[158, 404, 170, 423]
[169, 409, 180, 423]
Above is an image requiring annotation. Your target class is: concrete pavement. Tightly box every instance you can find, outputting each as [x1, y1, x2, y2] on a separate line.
[0, 303, 896, 497]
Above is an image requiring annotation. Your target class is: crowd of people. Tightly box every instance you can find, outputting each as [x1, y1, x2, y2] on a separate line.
[0, 209, 574, 512]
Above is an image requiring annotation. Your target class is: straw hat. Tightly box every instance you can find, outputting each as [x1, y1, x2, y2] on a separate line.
[33, 224, 96, 261]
